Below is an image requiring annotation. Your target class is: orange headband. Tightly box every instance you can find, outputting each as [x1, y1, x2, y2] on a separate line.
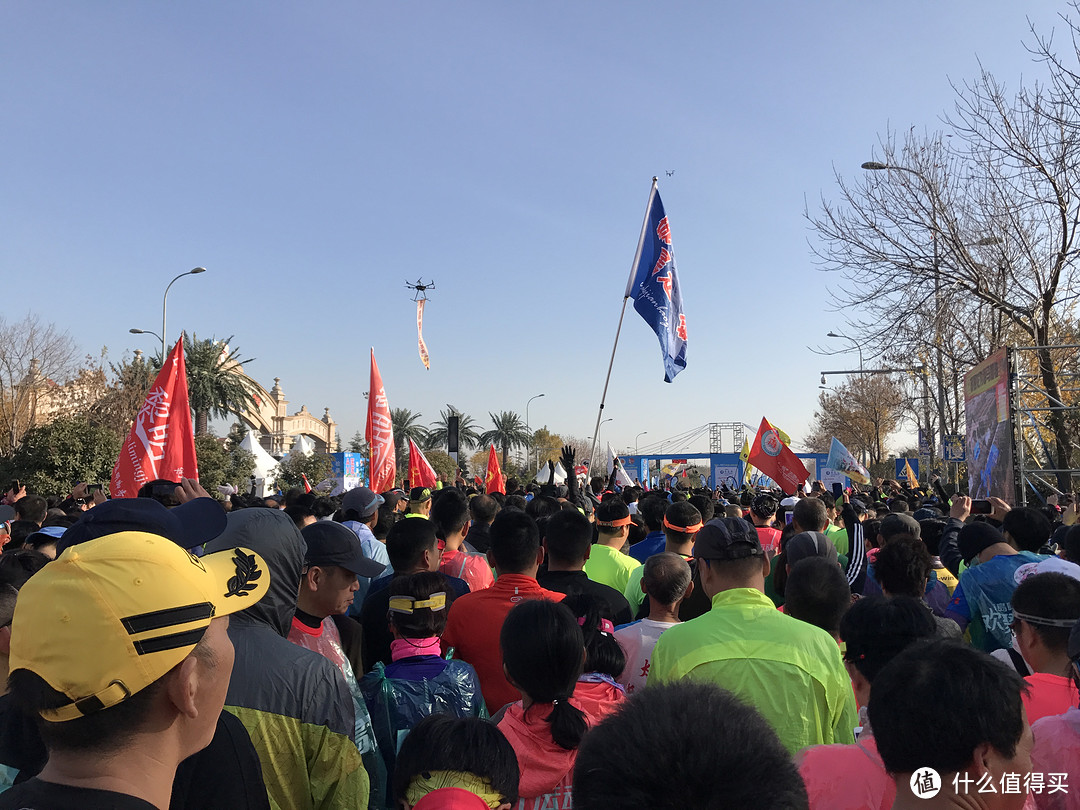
[664, 516, 703, 534]
[596, 516, 632, 528]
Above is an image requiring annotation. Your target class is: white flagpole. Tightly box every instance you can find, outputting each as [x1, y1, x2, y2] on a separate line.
[587, 176, 658, 474]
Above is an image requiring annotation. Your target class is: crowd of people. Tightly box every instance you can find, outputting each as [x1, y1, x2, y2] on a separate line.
[0, 445, 1078, 809]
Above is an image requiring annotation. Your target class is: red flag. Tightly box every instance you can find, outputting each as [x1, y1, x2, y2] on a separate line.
[485, 444, 505, 494]
[747, 417, 809, 495]
[365, 349, 396, 493]
[301, 473, 312, 493]
[111, 337, 198, 497]
[408, 438, 438, 489]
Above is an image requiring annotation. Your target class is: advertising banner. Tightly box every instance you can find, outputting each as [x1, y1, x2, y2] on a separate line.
[964, 348, 1015, 502]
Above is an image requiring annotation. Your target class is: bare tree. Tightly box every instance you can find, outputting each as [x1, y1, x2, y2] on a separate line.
[0, 314, 79, 456]
[810, 20, 1080, 487]
[804, 375, 906, 468]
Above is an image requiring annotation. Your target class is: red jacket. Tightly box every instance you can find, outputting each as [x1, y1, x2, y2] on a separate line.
[442, 574, 564, 713]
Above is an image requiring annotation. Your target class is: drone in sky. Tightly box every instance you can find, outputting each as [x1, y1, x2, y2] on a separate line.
[666, 170, 675, 177]
[405, 278, 435, 302]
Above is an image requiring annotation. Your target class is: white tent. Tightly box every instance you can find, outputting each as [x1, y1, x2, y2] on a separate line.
[535, 461, 568, 485]
[239, 431, 278, 497]
[280, 433, 315, 462]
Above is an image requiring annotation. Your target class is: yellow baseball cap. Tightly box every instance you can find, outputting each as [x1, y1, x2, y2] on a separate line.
[10, 531, 269, 722]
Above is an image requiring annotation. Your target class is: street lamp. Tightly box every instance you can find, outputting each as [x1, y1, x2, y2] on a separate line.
[826, 331, 864, 371]
[525, 393, 545, 470]
[598, 418, 613, 452]
[162, 267, 206, 357]
[635, 431, 648, 454]
[862, 161, 948, 465]
[129, 327, 164, 345]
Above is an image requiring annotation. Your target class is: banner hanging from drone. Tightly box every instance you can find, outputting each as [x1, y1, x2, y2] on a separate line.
[417, 299, 430, 370]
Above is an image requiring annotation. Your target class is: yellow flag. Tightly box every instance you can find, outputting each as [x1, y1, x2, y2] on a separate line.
[766, 420, 791, 446]
[904, 459, 918, 488]
[740, 438, 753, 484]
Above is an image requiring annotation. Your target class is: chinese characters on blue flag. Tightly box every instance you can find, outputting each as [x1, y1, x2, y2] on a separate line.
[625, 184, 687, 382]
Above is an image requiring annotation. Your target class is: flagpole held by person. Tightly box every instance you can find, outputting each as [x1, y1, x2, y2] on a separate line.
[587, 177, 688, 471]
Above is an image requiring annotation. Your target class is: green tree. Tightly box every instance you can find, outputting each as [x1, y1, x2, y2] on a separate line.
[392, 408, 429, 471]
[479, 410, 531, 469]
[273, 451, 334, 492]
[167, 335, 261, 437]
[1, 416, 120, 496]
[530, 427, 564, 469]
[194, 433, 255, 496]
[424, 450, 459, 483]
[87, 352, 154, 439]
[427, 405, 481, 452]
[347, 430, 368, 453]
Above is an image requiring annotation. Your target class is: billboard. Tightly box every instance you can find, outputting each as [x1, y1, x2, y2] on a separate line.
[964, 348, 1015, 502]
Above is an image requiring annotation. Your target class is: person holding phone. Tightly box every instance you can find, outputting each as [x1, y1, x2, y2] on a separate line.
[942, 496, 1046, 653]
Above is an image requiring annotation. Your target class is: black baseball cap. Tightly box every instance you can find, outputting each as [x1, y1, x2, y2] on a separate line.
[694, 517, 763, 561]
[57, 497, 227, 555]
[301, 522, 386, 578]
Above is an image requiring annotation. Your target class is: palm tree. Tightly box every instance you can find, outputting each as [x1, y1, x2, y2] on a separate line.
[427, 405, 481, 452]
[391, 408, 429, 471]
[164, 335, 261, 436]
[479, 410, 532, 468]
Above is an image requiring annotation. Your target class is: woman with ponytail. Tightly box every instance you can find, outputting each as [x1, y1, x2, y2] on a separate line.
[495, 599, 603, 809]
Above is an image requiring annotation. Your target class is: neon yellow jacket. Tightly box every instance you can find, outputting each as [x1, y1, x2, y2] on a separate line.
[650, 587, 858, 754]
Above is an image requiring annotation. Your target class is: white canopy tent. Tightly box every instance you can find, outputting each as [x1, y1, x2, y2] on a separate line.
[239, 431, 279, 497]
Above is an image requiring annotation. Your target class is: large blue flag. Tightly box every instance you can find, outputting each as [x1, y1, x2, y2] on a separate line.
[625, 185, 687, 382]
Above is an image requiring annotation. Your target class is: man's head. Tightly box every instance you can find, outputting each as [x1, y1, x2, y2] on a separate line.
[642, 552, 692, 608]
[13, 495, 47, 527]
[694, 517, 769, 598]
[662, 501, 703, 551]
[878, 512, 921, 545]
[430, 489, 470, 542]
[407, 487, 433, 517]
[958, 521, 1010, 565]
[341, 486, 384, 525]
[791, 497, 827, 533]
[873, 536, 932, 598]
[386, 518, 441, 574]
[594, 499, 631, 547]
[784, 557, 850, 639]
[749, 494, 778, 526]
[1010, 571, 1080, 670]
[543, 510, 592, 569]
[840, 594, 937, 705]
[637, 495, 668, 533]
[1001, 508, 1052, 553]
[870, 639, 1032, 807]
[487, 509, 542, 576]
[688, 494, 716, 524]
[469, 494, 497, 526]
[573, 681, 808, 810]
[299, 522, 385, 618]
[8, 533, 268, 761]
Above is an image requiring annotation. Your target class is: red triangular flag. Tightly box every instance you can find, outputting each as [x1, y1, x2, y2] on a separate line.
[365, 349, 396, 493]
[111, 337, 198, 497]
[747, 417, 809, 495]
[485, 444, 505, 495]
[408, 438, 438, 489]
[301, 473, 312, 493]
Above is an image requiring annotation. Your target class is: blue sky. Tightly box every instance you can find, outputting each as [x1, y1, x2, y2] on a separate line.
[1, 1, 1067, 457]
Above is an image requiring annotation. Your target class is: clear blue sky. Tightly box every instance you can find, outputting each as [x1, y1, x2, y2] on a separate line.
[1, 1, 1067, 457]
